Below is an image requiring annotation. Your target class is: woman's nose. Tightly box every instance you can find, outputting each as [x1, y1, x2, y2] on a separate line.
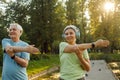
[67, 34, 71, 37]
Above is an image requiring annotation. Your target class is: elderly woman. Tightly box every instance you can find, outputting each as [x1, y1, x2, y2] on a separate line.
[59, 25, 109, 80]
[2, 23, 39, 80]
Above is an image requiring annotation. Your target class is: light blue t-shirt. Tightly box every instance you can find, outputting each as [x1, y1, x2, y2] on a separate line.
[59, 42, 89, 80]
[2, 38, 30, 80]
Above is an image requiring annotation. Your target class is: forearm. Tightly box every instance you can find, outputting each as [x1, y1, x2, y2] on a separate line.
[13, 56, 28, 67]
[75, 46, 90, 71]
[64, 39, 109, 53]
[76, 53, 90, 71]
[78, 39, 110, 50]
[64, 43, 94, 53]
[64, 45, 77, 53]
[12, 46, 27, 53]
[77, 43, 93, 50]
[12, 45, 39, 54]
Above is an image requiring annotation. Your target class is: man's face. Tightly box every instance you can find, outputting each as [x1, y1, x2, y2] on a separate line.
[8, 25, 21, 39]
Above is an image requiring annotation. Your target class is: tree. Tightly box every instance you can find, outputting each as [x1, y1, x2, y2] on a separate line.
[27, 0, 66, 53]
[88, 0, 120, 52]
[65, 0, 88, 43]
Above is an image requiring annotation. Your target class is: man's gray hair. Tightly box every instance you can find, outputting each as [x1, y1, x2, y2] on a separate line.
[9, 23, 23, 31]
[7, 23, 23, 33]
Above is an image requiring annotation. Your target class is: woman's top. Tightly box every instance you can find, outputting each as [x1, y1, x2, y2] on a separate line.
[59, 42, 89, 80]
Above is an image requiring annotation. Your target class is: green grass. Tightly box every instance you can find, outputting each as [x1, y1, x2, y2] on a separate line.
[27, 54, 59, 76]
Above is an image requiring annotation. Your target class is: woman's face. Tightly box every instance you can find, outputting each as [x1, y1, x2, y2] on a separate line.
[64, 28, 76, 44]
[8, 25, 21, 39]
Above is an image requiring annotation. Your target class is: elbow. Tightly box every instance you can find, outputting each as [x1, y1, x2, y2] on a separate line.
[86, 68, 90, 72]
[21, 60, 29, 67]
[82, 66, 90, 72]
[86, 66, 91, 72]
[21, 63, 28, 67]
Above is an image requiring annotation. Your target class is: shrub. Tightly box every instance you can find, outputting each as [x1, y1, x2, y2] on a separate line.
[89, 53, 120, 62]
[30, 54, 50, 60]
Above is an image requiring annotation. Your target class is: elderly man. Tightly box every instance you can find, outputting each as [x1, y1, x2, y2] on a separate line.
[2, 23, 39, 80]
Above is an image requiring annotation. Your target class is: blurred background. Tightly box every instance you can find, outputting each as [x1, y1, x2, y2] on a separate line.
[0, 0, 120, 79]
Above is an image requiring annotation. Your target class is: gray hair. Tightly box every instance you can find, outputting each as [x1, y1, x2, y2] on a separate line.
[8, 23, 23, 34]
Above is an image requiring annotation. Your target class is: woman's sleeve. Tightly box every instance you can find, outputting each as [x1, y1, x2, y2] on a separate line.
[59, 42, 68, 57]
[83, 49, 89, 59]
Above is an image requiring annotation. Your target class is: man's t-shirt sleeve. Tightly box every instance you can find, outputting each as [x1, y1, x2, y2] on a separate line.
[2, 38, 11, 50]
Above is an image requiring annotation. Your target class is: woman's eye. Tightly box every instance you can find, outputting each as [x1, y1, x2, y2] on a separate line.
[65, 33, 68, 35]
[70, 32, 73, 35]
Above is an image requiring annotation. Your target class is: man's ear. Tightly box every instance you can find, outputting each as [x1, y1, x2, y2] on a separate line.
[8, 33, 10, 37]
[20, 30, 23, 36]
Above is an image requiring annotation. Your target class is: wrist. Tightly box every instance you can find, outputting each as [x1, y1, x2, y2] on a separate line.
[11, 54, 16, 59]
[91, 43, 95, 48]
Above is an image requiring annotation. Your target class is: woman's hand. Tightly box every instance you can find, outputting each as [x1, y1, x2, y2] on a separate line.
[94, 39, 110, 47]
[74, 45, 83, 56]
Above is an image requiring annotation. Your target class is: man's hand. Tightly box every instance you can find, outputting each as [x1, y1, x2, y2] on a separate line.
[94, 39, 110, 47]
[25, 45, 40, 54]
[6, 46, 14, 57]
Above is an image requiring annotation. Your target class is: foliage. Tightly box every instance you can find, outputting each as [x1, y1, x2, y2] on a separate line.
[52, 40, 60, 54]
[0, 0, 120, 63]
[0, 0, 66, 53]
[88, 0, 120, 51]
[65, 0, 87, 43]
[30, 54, 50, 60]
[0, 45, 3, 77]
[89, 53, 120, 62]
[0, 45, 3, 66]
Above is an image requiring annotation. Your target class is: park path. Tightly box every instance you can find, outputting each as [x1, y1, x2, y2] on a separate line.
[86, 60, 117, 80]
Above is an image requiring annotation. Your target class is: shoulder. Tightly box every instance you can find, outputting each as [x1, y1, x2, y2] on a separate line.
[2, 38, 10, 42]
[1, 38, 11, 47]
[2, 38, 10, 41]
[59, 42, 68, 45]
[59, 42, 68, 46]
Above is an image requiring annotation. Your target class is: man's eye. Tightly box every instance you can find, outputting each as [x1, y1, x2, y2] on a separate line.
[9, 29, 12, 31]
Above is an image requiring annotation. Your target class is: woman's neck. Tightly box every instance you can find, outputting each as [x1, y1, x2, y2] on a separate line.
[69, 42, 76, 45]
